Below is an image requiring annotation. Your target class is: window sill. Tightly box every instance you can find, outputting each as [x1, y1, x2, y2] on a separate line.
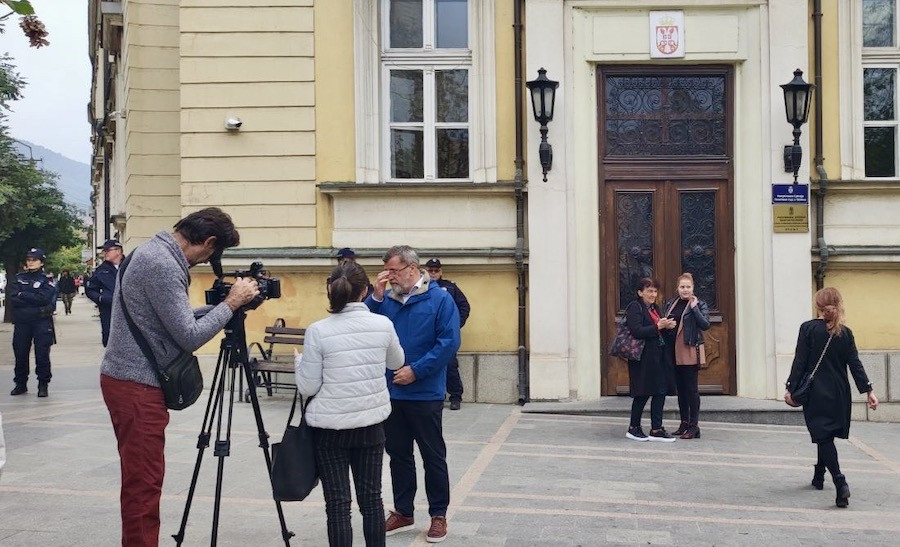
[811, 180, 900, 193]
[318, 181, 519, 196]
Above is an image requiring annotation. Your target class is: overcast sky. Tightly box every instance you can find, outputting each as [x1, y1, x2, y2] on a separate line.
[3, 0, 91, 163]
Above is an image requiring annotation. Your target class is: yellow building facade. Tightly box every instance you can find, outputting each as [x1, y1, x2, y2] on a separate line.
[89, 1, 899, 412]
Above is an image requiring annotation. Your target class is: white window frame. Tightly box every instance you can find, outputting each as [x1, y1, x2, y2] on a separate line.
[354, 0, 496, 183]
[841, 0, 900, 179]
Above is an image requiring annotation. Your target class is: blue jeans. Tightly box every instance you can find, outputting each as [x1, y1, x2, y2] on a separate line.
[384, 400, 449, 517]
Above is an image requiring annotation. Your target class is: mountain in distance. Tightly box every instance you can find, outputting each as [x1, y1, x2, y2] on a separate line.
[12, 140, 92, 212]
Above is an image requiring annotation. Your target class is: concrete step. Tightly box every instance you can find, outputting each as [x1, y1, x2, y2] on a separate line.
[522, 395, 807, 426]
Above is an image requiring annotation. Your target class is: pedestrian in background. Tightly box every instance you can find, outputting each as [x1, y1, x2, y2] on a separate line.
[662, 273, 710, 439]
[785, 287, 878, 508]
[58, 270, 77, 315]
[367, 245, 460, 543]
[337, 247, 375, 298]
[295, 262, 405, 546]
[86, 239, 124, 346]
[624, 277, 677, 442]
[8, 248, 56, 398]
[425, 258, 470, 410]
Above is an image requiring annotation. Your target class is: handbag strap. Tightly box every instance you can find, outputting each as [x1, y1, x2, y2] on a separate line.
[285, 389, 313, 427]
[116, 253, 164, 376]
[807, 333, 834, 380]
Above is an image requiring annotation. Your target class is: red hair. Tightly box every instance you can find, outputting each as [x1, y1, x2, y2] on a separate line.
[814, 287, 845, 336]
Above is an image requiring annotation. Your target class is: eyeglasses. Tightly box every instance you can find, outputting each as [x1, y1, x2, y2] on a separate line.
[386, 264, 415, 276]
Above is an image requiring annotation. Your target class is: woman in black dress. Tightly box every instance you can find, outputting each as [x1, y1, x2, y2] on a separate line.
[784, 287, 879, 508]
[624, 277, 677, 442]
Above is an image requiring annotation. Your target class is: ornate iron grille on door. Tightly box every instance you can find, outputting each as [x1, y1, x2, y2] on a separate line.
[605, 75, 727, 157]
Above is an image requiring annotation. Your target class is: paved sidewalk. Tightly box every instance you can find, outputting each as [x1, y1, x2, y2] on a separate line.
[2, 297, 900, 545]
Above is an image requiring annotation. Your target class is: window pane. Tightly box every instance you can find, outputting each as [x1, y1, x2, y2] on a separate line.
[864, 68, 896, 121]
[436, 0, 467, 48]
[864, 126, 897, 177]
[436, 128, 469, 178]
[436, 70, 468, 122]
[863, 0, 894, 47]
[681, 191, 717, 310]
[390, 0, 423, 48]
[390, 70, 423, 123]
[616, 192, 654, 310]
[391, 129, 424, 178]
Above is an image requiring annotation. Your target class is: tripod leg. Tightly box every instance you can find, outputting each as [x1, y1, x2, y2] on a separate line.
[242, 361, 296, 545]
[173, 350, 228, 546]
[210, 355, 238, 546]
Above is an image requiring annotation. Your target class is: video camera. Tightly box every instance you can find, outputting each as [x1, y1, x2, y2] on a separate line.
[205, 257, 281, 310]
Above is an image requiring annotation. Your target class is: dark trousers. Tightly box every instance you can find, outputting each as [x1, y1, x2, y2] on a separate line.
[446, 355, 463, 402]
[674, 365, 701, 425]
[313, 424, 387, 547]
[384, 400, 449, 518]
[630, 395, 665, 430]
[61, 293, 75, 314]
[100, 305, 112, 347]
[816, 437, 842, 478]
[12, 318, 53, 386]
[101, 374, 169, 547]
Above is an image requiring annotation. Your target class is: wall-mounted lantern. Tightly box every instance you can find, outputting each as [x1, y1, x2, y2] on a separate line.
[780, 68, 814, 184]
[525, 67, 559, 182]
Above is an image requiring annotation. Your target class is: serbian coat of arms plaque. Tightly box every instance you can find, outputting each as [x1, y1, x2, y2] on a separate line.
[649, 11, 685, 58]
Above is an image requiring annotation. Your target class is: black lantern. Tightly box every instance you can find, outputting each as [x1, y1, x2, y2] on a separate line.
[525, 68, 559, 182]
[780, 68, 814, 184]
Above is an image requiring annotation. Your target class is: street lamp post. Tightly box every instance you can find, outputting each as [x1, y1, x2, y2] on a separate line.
[525, 68, 559, 182]
[780, 68, 814, 184]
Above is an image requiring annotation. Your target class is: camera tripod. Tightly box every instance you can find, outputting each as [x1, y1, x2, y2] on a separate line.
[172, 310, 295, 546]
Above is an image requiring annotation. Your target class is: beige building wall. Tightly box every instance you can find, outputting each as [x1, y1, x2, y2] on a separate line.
[179, 0, 317, 248]
[121, 0, 181, 247]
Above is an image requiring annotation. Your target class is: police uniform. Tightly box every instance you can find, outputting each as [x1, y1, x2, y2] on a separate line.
[425, 258, 471, 407]
[9, 248, 56, 396]
[85, 239, 122, 346]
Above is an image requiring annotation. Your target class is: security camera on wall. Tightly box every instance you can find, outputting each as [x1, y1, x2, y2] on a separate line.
[224, 117, 242, 130]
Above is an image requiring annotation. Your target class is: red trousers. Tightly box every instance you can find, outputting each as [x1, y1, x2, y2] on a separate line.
[101, 374, 170, 547]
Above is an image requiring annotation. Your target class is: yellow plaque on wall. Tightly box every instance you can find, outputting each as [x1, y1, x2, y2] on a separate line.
[773, 204, 809, 233]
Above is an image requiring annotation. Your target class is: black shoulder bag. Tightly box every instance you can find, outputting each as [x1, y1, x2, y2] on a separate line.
[271, 390, 319, 501]
[788, 333, 833, 407]
[117, 254, 204, 411]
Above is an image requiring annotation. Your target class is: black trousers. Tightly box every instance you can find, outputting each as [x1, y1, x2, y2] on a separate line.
[99, 305, 112, 347]
[384, 399, 449, 518]
[313, 423, 387, 547]
[446, 355, 463, 402]
[674, 365, 701, 425]
[630, 395, 665, 430]
[12, 318, 53, 386]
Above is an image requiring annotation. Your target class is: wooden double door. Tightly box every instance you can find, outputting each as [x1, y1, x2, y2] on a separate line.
[599, 65, 736, 395]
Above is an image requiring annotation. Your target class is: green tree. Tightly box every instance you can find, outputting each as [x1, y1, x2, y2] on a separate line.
[45, 245, 88, 277]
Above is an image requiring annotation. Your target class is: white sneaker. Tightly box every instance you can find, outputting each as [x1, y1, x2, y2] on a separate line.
[647, 429, 676, 442]
[625, 427, 649, 441]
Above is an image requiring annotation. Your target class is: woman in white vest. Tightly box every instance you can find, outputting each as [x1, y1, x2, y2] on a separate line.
[295, 262, 404, 546]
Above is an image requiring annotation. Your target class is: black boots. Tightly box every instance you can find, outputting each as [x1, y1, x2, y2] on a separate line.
[10, 384, 27, 396]
[811, 464, 826, 490]
[834, 474, 850, 508]
[673, 422, 689, 436]
[37, 382, 48, 398]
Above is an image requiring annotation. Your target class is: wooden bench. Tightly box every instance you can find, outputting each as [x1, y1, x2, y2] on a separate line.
[245, 318, 305, 399]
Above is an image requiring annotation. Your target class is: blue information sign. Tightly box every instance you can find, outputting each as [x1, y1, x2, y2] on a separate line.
[772, 183, 809, 204]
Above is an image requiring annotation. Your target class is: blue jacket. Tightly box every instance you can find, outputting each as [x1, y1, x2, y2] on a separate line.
[9, 270, 55, 323]
[365, 279, 461, 401]
[86, 260, 118, 309]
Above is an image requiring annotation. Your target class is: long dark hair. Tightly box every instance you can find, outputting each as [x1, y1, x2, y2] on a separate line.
[327, 262, 370, 313]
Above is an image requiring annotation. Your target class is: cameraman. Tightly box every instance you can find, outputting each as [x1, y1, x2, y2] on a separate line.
[100, 208, 259, 547]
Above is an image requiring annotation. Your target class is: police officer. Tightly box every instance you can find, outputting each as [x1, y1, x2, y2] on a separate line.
[85, 239, 123, 346]
[425, 258, 471, 410]
[9, 248, 56, 397]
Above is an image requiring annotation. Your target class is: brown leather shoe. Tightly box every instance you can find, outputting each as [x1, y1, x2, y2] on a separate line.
[385, 511, 414, 536]
[426, 516, 447, 543]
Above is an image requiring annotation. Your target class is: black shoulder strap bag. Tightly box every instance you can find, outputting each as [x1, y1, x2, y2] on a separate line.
[117, 253, 204, 410]
[788, 333, 833, 407]
[270, 390, 319, 501]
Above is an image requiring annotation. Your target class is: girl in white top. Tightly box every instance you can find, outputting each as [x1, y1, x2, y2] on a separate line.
[294, 262, 404, 546]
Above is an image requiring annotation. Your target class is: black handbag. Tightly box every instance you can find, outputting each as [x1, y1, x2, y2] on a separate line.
[117, 255, 204, 411]
[271, 391, 319, 502]
[788, 334, 833, 407]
